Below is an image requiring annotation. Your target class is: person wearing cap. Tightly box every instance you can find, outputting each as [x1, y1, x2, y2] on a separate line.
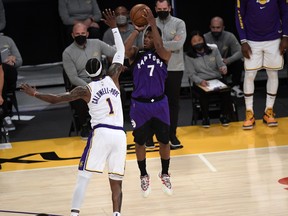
[21, 9, 126, 216]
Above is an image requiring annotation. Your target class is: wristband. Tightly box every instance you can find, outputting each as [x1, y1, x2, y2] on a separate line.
[240, 39, 247, 44]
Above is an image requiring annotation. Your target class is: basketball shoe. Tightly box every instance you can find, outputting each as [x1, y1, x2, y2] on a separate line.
[140, 174, 151, 198]
[70, 210, 79, 216]
[263, 108, 278, 127]
[242, 110, 255, 130]
[158, 172, 173, 196]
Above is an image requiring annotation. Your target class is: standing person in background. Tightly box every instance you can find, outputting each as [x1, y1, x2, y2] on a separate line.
[204, 16, 244, 98]
[58, 0, 102, 46]
[103, 6, 143, 48]
[62, 22, 116, 139]
[235, 0, 288, 130]
[0, 56, 4, 106]
[103, 5, 143, 109]
[0, 0, 6, 32]
[125, 6, 173, 198]
[146, 0, 186, 149]
[21, 9, 126, 216]
[0, 34, 23, 131]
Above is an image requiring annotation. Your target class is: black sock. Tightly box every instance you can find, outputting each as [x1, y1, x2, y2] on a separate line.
[161, 158, 170, 175]
[137, 159, 148, 176]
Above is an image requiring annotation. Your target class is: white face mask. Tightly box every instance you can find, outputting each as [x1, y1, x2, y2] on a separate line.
[116, 15, 128, 25]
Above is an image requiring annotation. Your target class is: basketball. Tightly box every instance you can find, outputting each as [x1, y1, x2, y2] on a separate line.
[130, 4, 148, 27]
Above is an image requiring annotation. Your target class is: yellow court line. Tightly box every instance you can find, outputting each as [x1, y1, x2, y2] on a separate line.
[1, 117, 288, 172]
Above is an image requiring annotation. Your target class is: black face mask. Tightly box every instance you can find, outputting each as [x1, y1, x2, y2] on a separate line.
[157, 11, 169, 20]
[74, 35, 87, 46]
[192, 43, 205, 51]
[211, 31, 222, 39]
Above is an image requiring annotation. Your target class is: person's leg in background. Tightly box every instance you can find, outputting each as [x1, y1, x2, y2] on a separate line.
[227, 59, 244, 98]
[70, 99, 91, 139]
[1, 63, 18, 131]
[165, 70, 183, 148]
[193, 85, 210, 128]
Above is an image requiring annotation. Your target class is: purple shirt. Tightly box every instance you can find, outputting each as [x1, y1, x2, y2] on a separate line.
[131, 49, 168, 99]
[235, 0, 288, 42]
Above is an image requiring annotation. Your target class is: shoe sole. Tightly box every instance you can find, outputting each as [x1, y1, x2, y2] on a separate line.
[202, 125, 210, 128]
[141, 176, 151, 198]
[263, 121, 278, 127]
[4, 127, 16, 131]
[145, 145, 155, 149]
[242, 123, 255, 130]
[142, 187, 151, 198]
[221, 123, 229, 127]
[263, 119, 278, 127]
[169, 143, 182, 147]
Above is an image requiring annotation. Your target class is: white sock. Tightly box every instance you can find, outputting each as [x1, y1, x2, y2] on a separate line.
[243, 70, 257, 111]
[113, 212, 121, 216]
[266, 70, 278, 110]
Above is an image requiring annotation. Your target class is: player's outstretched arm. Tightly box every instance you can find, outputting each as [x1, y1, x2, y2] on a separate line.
[20, 83, 90, 104]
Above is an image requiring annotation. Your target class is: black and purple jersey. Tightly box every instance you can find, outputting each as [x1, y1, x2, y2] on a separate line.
[235, 0, 288, 42]
[131, 49, 168, 99]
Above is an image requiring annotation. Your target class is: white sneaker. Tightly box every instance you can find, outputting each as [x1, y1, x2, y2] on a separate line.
[3, 116, 15, 131]
[158, 172, 173, 196]
[140, 174, 151, 198]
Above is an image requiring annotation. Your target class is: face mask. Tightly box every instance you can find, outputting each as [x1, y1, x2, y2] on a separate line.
[211, 31, 222, 39]
[74, 35, 87, 46]
[192, 43, 205, 51]
[116, 15, 128, 25]
[157, 11, 169, 20]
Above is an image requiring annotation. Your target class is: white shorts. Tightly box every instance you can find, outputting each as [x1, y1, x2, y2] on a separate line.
[80, 127, 127, 178]
[244, 39, 284, 71]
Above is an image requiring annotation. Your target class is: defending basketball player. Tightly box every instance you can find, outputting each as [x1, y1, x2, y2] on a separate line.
[21, 9, 126, 216]
[124, 6, 173, 197]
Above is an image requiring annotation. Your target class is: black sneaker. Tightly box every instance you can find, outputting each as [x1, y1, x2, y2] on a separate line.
[80, 125, 90, 140]
[169, 136, 182, 147]
[219, 115, 230, 127]
[202, 118, 210, 128]
[145, 136, 155, 148]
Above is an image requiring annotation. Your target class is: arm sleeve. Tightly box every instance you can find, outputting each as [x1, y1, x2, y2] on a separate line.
[9, 37, 23, 68]
[279, 0, 288, 36]
[111, 28, 125, 65]
[0, 0, 6, 31]
[91, 0, 102, 22]
[235, 0, 247, 42]
[163, 20, 186, 51]
[58, 0, 74, 25]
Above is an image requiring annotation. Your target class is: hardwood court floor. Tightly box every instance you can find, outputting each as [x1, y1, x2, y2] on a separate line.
[1, 118, 288, 216]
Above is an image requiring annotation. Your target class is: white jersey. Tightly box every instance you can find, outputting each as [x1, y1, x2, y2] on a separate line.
[87, 76, 123, 128]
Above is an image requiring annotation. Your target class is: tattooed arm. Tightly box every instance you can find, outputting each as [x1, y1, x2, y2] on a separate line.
[20, 83, 91, 104]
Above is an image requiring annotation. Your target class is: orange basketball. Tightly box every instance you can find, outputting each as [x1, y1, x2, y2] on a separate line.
[130, 4, 148, 27]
